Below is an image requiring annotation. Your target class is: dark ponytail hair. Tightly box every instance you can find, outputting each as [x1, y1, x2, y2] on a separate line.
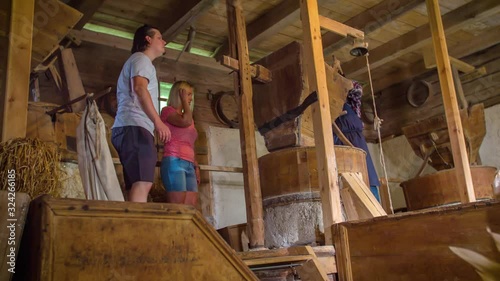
[131, 24, 158, 54]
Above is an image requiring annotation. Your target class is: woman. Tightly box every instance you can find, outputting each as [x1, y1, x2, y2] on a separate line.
[160, 81, 200, 206]
[333, 81, 381, 202]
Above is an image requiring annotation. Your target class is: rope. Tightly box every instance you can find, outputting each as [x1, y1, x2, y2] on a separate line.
[365, 54, 394, 213]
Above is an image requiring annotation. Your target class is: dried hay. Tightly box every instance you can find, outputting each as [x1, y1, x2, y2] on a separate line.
[0, 138, 61, 198]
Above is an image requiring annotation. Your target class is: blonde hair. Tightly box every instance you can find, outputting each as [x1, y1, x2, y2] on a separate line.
[167, 81, 194, 111]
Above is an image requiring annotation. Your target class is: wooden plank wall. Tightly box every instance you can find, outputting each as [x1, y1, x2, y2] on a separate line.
[40, 41, 235, 130]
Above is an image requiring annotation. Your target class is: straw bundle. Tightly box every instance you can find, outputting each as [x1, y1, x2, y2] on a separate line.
[0, 138, 61, 198]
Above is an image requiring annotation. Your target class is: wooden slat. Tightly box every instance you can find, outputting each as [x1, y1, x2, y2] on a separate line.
[451, 66, 468, 109]
[1, 0, 34, 141]
[293, 246, 329, 281]
[426, 0, 475, 203]
[423, 46, 476, 74]
[378, 178, 393, 215]
[160, 0, 214, 43]
[333, 225, 353, 281]
[300, 0, 343, 245]
[226, 0, 265, 249]
[343, 0, 500, 78]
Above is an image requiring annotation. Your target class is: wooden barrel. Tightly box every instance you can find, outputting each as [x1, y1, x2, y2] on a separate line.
[259, 146, 368, 247]
[400, 166, 496, 211]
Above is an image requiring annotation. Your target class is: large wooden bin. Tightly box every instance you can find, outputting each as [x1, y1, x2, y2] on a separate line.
[253, 41, 353, 151]
[400, 166, 496, 210]
[333, 202, 500, 281]
[15, 196, 257, 281]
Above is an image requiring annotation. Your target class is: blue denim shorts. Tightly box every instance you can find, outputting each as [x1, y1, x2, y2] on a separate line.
[160, 156, 197, 192]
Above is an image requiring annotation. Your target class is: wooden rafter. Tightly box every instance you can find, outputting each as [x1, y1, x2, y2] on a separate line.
[214, 0, 328, 60]
[74, 29, 227, 72]
[161, 0, 215, 43]
[343, 0, 500, 78]
[322, 0, 423, 55]
[372, 28, 500, 93]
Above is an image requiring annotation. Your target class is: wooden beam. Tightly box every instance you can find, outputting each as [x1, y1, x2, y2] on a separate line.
[214, 0, 300, 60]
[300, 0, 344, 245]
[423, 46, 476, 74]
[343, 0, 500, 78]
[73, 29, 228, 72]
[318, 16, 364, 39]
[66, 0, 106, 30]
[340, 172, 387, 217]
[59, 48, 87, 113]
[322, 0, 423, 55]
[426, 0, 475, 203]
[372, 28, 500, 93]
[161, 0, 215, 43]
[221, 55, 272, 83]
[1, 0, 34, 141]
[226, 0, 265, 249]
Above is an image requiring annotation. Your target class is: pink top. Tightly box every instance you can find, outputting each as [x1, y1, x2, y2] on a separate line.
[160, 106, 198, 163]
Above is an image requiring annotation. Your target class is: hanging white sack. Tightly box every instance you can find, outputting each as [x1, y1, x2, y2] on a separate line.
[77, 99, 124, 201]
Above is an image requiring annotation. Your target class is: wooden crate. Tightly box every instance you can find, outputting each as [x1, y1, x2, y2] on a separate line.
[333, 202, 500, 281]
[402, 103, 486, 171]
[16, 196, 257, 281]
[253, 41, 353, 151]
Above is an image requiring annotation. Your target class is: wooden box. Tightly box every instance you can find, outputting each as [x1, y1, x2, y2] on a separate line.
[16, 196, 257, 281]
[333, 202, 500, 281]
[253, 41, 353, 151]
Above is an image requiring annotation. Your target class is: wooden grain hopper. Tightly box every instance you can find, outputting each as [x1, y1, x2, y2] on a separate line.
[400, 166, 496, 210]
[253, 41, 353, 152]
[16, 196, 258, 281]
[402, 103, 486, 171]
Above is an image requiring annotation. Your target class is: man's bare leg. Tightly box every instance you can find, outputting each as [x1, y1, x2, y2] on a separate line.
[128, 181, 152, 202]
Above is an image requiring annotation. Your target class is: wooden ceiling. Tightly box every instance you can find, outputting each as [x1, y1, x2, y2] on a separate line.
[64, 0, 500, 140]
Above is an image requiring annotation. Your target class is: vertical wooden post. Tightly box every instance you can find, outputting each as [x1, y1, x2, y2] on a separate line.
[300, 0, 343, 245]
[1, 0, 35, 142]
[426, 0, 475, 203]
[226, 0, 265, 248]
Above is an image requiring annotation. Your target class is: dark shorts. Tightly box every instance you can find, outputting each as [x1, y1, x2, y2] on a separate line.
[111, 126, 156, 190]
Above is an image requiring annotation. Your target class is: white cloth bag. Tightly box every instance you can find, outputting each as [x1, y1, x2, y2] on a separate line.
[77, 100, 124, 201]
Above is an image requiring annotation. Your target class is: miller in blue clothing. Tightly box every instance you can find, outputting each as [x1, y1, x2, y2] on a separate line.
[333, 81, 381, 201]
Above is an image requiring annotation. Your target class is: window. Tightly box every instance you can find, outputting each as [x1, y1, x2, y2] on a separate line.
[158, 82, 172, 113]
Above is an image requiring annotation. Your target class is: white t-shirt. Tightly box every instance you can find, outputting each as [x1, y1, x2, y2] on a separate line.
[112, 52, 158, 136]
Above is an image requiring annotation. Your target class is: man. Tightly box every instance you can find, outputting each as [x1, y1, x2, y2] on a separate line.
[112, 25, 171, 202]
